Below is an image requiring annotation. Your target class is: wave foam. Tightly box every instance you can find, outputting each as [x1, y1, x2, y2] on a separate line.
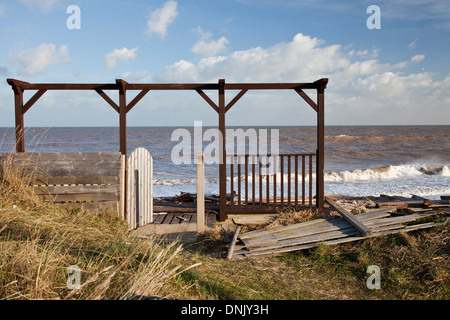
[325, 165, 450, 182]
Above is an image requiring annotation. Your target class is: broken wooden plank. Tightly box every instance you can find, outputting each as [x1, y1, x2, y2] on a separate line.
[232, 214, 278, 226]
[325, 197, 371, 236]
[241, 218, 354, 248]
[234, 222, 445, 258]
[239, 217, 335, 240]
[242, 227, 360, 253]
[239, 208, 391, 244]
[364, 212, 437, 229]
[226, 225, 241, 260]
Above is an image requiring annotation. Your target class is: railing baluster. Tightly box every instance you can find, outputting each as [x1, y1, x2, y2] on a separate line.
[295, 155, 298, 210]
[273, 156, 277, 211]
[245, 155, 248, 210]
[266, 155, 270, 212]
[302, 155, 305, 206]
[280, 155, 284, 209]
[230, 156, 234, 210]
[287, 156, 291, 208]
[258, 158, 262, 209]
[238, 156, 241, 209]
[309, 155, 313, 210]
[252, 156, 256, 211]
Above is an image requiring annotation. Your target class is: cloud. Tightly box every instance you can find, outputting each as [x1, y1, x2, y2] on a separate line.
[191, 27, 229, 57]
[411, 54, 425, 63]
[105, 47, 138, 69]
[156, 32, 450, 125]
[159, 33, 349, 82]
[121, 70, 152, 83]
[144, 1, 178, 39]
[15, 43, 71, 76]
[18, 0, 59, 13]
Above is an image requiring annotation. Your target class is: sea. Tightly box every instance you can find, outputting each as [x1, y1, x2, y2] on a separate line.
[1, 125, 449, 200]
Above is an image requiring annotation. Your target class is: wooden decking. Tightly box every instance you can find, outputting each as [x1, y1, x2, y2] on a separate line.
[152, 213, 216, 226]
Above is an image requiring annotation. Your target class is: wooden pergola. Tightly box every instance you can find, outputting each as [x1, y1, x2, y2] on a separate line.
[6, 78, 328, 220]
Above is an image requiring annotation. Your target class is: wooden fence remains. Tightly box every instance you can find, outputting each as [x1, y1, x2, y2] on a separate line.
[127, 148, 153, 229]
[228, 197, 448, 259]
[0, 152, 123, 213]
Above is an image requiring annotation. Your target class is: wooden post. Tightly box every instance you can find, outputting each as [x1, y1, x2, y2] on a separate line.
[117, 80, 128, 156]
[120, 154, 126, 219]
[117, 80, 128, 224]
[13, 85, 25, 153]
[196, 153, 205, 235]
[316, 84, 325, 212]
[218, 79, 227, 221]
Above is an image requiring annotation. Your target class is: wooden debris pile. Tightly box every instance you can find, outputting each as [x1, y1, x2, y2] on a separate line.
[228, 196, 449, 259]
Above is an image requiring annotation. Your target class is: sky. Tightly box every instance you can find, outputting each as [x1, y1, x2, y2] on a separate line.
[0, 0, 449, 127]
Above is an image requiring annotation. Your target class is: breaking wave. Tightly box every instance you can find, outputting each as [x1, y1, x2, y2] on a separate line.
[325, 134, 450, 143]
[153, 165, 450, 185]
[325, 165, 450, 182]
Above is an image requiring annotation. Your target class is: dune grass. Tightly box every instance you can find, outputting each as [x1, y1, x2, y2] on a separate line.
[1, 150, 448, 300]
[0, 152, 198, 300]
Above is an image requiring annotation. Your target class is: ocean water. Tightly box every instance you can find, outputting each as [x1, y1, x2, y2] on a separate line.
[1, 125, 449, 200]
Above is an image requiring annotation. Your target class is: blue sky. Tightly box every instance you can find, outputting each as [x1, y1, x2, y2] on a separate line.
[0, 0, 449, 127]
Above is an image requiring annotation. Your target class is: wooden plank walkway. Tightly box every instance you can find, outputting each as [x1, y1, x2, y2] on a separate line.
[152, 213, 216, 227]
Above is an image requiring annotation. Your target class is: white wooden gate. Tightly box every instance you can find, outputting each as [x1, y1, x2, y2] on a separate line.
[127, 148, 153, 229]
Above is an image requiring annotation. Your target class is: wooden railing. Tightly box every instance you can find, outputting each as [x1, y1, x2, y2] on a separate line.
[226, 153, 316, 214]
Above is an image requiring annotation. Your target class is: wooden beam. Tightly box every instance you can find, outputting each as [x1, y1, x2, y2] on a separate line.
[295, 89, 317, 112]
[325, 197, 371, 236]
[22, 89, 47, 114]
[6, 79, 327, 92]
[218, 79, 227, 221]
[196, 89, 219, 113]
[95, 89, 119, 112]
[225, 89, 248, 113]
[126, 89, 150, 113]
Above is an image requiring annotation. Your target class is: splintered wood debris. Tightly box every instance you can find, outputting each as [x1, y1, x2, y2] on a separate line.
[227, 196, 449, 259]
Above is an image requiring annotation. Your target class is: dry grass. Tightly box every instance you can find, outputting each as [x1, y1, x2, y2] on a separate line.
[265, 207, 329, 229]
[0, 151, 198, 300]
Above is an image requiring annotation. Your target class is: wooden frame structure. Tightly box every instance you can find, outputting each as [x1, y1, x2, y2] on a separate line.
[6, 78, 328, 221]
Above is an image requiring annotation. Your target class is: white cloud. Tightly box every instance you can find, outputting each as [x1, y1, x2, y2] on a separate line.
[144, 1, 178, 39]
[15, 43, 71, 76]
[105, 47, 138, 69]
[159, 33, 349, 82]
[411, 54, 425, 63]
[156, 32, 450, 125]
[121, 70, 152, 83]
[18, 0, 59, 13]
[191, 27, 229, 57]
